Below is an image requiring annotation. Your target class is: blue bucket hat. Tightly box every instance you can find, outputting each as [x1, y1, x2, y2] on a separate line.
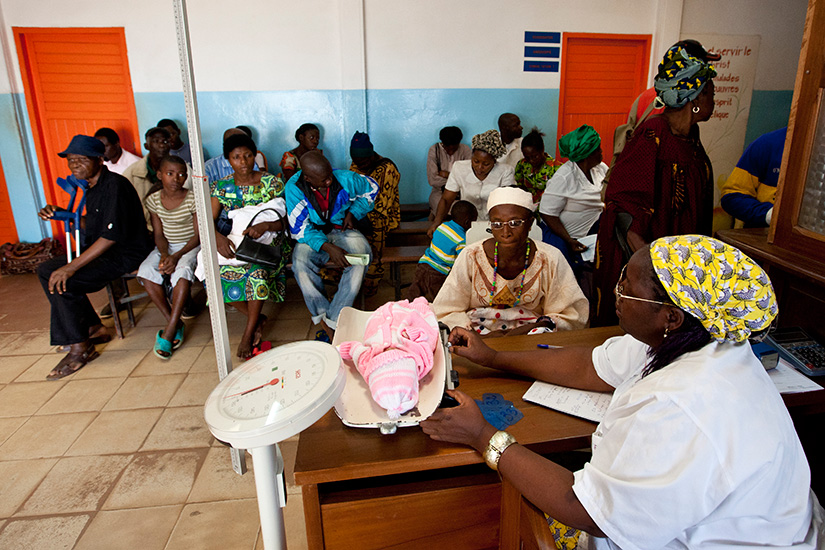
[58, 135, 106, 158]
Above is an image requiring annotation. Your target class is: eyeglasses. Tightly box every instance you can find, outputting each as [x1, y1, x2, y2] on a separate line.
[489, 219, 528, 230]
[614, 265, 673, 307]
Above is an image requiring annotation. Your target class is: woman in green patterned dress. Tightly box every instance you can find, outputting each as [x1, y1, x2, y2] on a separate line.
[211, 133, 290, 358]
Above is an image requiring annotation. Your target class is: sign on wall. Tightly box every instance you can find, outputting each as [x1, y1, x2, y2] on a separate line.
[524, 31, 560, 72]
[683, 34, 761, 230]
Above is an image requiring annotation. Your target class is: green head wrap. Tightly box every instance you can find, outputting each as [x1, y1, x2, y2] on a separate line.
[558, 125, 601, 163]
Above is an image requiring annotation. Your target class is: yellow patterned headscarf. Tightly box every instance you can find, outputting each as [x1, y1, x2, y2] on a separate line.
[649, 235, 778, 343]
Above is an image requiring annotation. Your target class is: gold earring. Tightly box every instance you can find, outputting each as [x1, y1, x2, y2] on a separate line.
[663, 327, 670, 339]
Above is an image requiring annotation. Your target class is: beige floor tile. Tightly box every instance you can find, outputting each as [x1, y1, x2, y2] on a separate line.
[168, 372, 220, 407]
[270, 300, 312, 321]
[132, 344, 202, 376]
[141, 406, 213, 451]
[282, 490, 309, 550]
[187, 446, 258, 503]
[103, 450, 205, 509]
[0, 355, 38, 383]
[269, 318, 312, 342]
[0, 417, 26, 447]
[0, 515, 89, 549]
[0, 458, 58, 517]
[132, 305, 171, 327]
[0, 412, 96, 460]
[0, 381, 63, 417]
[36, 377, 124, 415]
[0, 332, 25, 353]
[103, 374, 185, 410]
[70, 349, 147, 379]
[18, 454, 132, 516]
[100, 325, 168, 351]
[189, 344, 244, 373]
[74, 505, 183, 550]
[165, 499, 261, 550]
[0, 331, 58, 356]
[66, 408, 164, 456]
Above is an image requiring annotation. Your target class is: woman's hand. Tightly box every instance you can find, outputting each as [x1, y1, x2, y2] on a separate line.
[567, 238, 588, 253]
[426, 221, 439, 239]
[48, 263, 77, 294]
[420, 390, 497, 452]
[215, 232, 235, 259]
[449, 327, 497, 367]
[244, 223, 268, 240]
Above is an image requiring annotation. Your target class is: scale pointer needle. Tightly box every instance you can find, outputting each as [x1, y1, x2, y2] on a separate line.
[225, 378, 280, 398]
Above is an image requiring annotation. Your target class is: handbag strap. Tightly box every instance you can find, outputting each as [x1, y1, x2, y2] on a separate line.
[244, 208, 287, 238]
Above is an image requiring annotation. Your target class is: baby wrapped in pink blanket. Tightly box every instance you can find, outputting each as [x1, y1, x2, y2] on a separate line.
[337, 298, 438, 420]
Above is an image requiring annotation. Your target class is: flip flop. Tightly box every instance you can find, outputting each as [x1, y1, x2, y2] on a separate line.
[314, 330, 331, 343]
[173, 323, 185, 350]
[154, 330, 174, 360]
[251, 341, 273, 358]
[47, 346, 100, 380]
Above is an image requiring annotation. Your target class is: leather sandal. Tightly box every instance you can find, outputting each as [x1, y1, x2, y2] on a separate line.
[47, 346, 100, 380]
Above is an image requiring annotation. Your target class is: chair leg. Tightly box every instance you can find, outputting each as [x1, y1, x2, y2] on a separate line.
[106, 282, 124, 339]
[121, 277, 136, 329]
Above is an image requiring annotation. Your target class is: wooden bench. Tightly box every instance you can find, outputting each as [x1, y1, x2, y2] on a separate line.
[400, 202, 430, 222]
[386, 220, 431, 247]
[382, 245, 427, 300]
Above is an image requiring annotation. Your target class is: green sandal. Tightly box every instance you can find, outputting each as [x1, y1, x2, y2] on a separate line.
[154, 330, 174, 359]
[173, 323, 185, 350]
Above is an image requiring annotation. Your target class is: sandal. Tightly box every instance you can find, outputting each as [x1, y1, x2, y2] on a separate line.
[47, 346, 100, 380]
[173, 323, 185, 350]
[314, 330, 331, 343]
[154, 330, 174, 360]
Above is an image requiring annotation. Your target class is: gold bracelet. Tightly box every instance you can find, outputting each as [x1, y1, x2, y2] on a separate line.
[483, 431, 517, 471]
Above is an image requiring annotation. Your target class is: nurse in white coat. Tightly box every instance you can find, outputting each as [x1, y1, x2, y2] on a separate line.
[422, 234, 823, 549]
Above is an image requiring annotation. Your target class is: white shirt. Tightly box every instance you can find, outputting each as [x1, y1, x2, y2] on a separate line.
[445, 160, 515, 221]
[104, 148, 141, 175]
[574, 335, 822, 549]
[497, 137, 523, 168]
[539, 160, 606, 239]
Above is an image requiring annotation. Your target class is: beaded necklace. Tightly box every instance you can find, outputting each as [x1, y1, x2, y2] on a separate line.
[489, 240, 531, 306]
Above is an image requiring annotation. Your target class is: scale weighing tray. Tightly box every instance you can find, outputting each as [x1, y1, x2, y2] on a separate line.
[331, 306, 454, 432]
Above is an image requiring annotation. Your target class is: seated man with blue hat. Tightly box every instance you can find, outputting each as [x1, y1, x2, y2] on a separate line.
[37, 134, 152, 380]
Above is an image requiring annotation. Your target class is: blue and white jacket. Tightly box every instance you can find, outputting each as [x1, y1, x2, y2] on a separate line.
[285, 169, 378, 251]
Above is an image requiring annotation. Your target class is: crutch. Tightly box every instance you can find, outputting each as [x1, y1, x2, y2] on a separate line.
[52, 175, 89, 262]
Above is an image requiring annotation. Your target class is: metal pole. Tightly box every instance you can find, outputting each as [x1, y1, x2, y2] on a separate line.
[172, 0, 246, 475]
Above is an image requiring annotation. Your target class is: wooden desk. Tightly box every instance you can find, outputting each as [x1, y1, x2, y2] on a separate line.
[293, 326, 825, 549]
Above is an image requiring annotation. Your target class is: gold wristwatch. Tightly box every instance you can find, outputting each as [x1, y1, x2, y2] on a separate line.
[483, 430, 517, 471]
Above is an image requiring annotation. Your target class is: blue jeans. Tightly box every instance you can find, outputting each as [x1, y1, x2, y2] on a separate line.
[291, 229, 371, 329]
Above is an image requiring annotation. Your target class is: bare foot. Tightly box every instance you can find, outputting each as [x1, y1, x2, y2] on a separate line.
[237, 336, 254, 359]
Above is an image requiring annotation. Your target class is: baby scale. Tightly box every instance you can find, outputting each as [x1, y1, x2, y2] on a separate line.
[332, 306, 458, 434]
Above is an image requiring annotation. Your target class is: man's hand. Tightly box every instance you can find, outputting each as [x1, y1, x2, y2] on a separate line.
[342, 212, 357, 231]
[321, 242, 351, 268]
[420, 390, 497, 452]
[48, 264, 77, 294]
[159, 253, 180, 275]
[38, 205, 64, 221]
[567, 238, 588, 253]
[216, 232, 235, 259]
[438, 170, 450, 179]
[448, 327, 497, 367]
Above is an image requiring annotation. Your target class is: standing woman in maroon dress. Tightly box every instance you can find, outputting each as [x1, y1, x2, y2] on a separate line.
[593, 44, 717, 326]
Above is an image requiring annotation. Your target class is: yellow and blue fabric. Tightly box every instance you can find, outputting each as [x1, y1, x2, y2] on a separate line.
[721, 127, 786, 227]
[545, 516, 581, 549]
[654, 45, 717, 109]
[558, 125, 601, 163]
[420, 219, 466, 275]
[649, 235, 778, 343]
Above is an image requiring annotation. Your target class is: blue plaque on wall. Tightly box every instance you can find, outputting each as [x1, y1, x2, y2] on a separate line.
[523, 61, 559, 73]
[524, 31, 560, 44]
[524, 46, 560, 58]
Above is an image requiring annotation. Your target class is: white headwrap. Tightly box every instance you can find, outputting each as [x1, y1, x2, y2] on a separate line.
[486, 187, 535, 214]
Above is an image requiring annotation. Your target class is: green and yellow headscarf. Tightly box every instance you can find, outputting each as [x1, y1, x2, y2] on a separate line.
[654, 45, 717, 109]
[558, 125, 601, 163]
[649, 235, 778, 343]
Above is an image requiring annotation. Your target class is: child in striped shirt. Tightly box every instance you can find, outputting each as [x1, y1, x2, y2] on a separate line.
[137, 155, 200, 359]
[407, 200, 477, 302]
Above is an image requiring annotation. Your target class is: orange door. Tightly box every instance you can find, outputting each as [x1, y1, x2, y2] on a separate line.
[13, 27, 141, 228]
[0, 157, 19, 244]
[557, 33, 651, 164]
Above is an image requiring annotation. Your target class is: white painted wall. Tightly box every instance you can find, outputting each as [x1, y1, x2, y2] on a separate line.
[681, 0, 807, 90]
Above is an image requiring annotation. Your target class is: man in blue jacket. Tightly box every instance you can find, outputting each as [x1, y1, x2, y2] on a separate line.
[286, 151, 377, 340]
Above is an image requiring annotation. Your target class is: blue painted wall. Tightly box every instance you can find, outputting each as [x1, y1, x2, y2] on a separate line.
[0, 86, 793, 241]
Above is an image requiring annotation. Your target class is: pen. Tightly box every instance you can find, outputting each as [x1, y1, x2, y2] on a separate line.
[537, 344, 550, 349]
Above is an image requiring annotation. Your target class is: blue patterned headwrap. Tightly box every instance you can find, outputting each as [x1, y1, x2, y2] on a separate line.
[654, 45, 717, 109]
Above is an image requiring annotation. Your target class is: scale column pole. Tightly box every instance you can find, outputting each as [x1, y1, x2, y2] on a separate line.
[249, 444, 287, 550]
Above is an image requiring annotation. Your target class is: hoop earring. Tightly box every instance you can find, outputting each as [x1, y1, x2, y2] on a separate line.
[692, 105, 701, 114]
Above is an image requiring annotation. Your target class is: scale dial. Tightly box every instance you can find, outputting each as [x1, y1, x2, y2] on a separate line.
[204, 341, 344, 449]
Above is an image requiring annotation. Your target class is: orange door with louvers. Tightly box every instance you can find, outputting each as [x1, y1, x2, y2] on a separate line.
[13, 27, 141, 234]
[557, 33, 651, 165]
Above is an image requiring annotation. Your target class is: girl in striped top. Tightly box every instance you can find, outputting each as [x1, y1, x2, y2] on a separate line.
[137, 155, 200, 359]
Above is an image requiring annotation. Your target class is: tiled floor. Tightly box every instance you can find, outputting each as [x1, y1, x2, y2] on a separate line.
[0, 271, 402, 549]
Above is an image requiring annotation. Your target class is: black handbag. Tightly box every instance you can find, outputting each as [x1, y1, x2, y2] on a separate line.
[233, 208, 287, 269]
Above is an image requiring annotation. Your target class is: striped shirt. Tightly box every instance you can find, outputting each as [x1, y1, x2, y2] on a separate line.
[145, 190, 197, 244]
[419, 219, 466, 275]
